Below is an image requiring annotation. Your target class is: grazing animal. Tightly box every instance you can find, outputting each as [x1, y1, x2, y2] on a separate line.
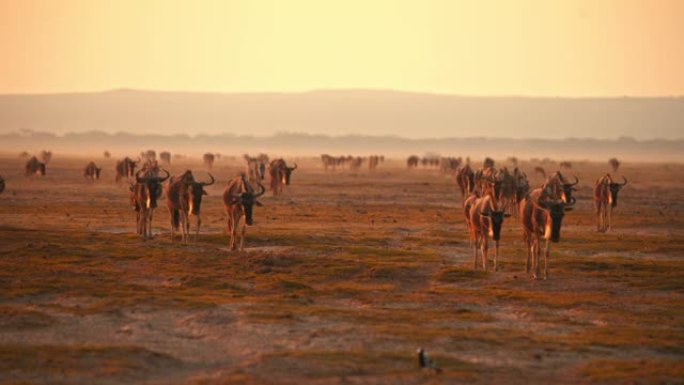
[513, 167, 530, 205]
[407, 155, 419, 168]
[104, 150, 111, 159]
[543, 171, 579, 204]
[559, 161, 572, 169]
[534, 166, 546, 179]
[477, 168, 502, 200]
[497, 167, 517, 215]
[520, 188, 575, 279]
[321, 154, 335, 171]
[131, 169, 170, 238]
[166, 171, 215, 243]
[159, 151, 171, 165]
[0, 175, 5, 195]
[115, 157, 139, 183]
[467, 195, 509, 271]
[222, 175, 266, 251]
[24, 156, 46, 177]
[593, 174, 627, 232]
[268, 159, 297, 196]
[456, 164, 475, 198]
[244, 155, 266, 183]
[83, 161, 102, 182]
[203, 153, 215, 168]
[40, 150, 52, 164]
[416, 348, 442, 373]
[368, 155, 382, 171]
[609, 158, 621, 172]
[142, 149, 156, 163]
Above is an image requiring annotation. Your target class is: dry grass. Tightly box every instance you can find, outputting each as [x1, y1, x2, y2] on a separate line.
[0, 155, 682, 384]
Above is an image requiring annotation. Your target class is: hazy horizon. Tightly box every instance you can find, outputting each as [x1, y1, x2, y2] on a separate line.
[1, 89, 682, 141]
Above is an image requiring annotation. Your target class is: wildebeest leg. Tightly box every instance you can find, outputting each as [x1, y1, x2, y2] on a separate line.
[494, 239, 499, 272]
[181, 212, 188, 243]
[148, 209, 154, 238]
[481, 235, 488, 271]
[239, 215, 247, 251]
[543, 239, 550, 280]
[597, 204, 605, 232]
[227, 215, 235, 250]
[523, 233, 531, 274]
[471, 230, 478, 269]
[606, 203, 613, 231]
[169, 208, 175, 242]
[533, 236, 541, 280]
[195, 215, 201, 242]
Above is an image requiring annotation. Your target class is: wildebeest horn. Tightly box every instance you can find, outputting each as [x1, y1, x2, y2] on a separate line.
[568, 176, 579, 186]
[254, 183, 266, 197]
[289, 163, 298, 171]
[200, 173, 215, 186]
[157, 169, 170, 182]
[620, 176, 628, 186]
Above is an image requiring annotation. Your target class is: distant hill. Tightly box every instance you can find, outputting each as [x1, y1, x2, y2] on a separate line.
[0, 89, 682, 140]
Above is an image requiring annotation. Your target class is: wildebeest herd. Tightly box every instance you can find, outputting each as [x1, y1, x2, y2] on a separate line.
[2, 152, 628, 278]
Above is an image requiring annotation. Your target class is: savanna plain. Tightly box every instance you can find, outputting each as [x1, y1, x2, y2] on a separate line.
[0, 154, 682, 385]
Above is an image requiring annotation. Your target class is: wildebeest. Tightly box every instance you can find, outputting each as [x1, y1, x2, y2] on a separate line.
[593, 174, 627, 232]
[159, 151, 171, 165]
[520, 188, 575, 279]
[534, 166, 546, 179]
[25, 156, 46, 177]
[131, 168, 170, 238]
[0, 175, 5, 195]
[115, 157, 139, 183]
[244, 154, 267, 183]
[40, 150, 52, 164]
[223, 175, 266, 251]
[142, 150, 156, 163]
[407, 155, 419, 168]
[269, 159, 297, 196]
[513, 167, 530, 205]
[497, 167, 517, 215]
[456, 164, 475, 198]
[166, 170, 215, 243]
[467, 194, 510, 271]
[543, 171, 579, 204]
[203, 153, 215, 168]
[104, 151, 111, 159]
[83, 161, 102, 182]
[609, 158, 621, 172]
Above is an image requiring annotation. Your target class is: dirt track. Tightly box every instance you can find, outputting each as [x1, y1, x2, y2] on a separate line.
[0, 155, 683, 384]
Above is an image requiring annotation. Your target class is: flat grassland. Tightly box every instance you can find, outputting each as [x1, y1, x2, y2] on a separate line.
[1, 155, 682, 384]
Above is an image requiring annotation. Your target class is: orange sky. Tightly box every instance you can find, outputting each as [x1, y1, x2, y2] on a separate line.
[1, 0, 682, 96]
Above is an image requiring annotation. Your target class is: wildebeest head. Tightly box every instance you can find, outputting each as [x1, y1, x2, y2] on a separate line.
[282, 163, 298, 185]
[136, 169, 170, 209]
[560, 175, 579, 204]
[230, 183, 266, 226]
[534, 197, 575, 243]
[187, 173, 214, 215]
[608, 176, 627, 208]
[480, 210, 510, 241]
